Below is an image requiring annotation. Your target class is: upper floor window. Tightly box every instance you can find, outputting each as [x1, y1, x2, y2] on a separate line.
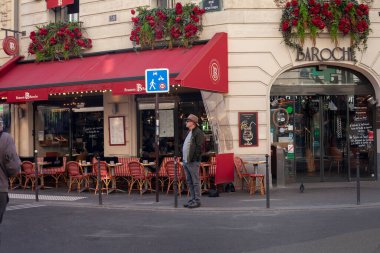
[67, 0, 79, 22]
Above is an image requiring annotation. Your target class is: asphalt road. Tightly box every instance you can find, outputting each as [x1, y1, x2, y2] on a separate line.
[1, 203, 380, 253]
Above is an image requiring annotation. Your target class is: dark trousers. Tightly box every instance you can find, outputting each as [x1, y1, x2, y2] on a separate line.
[0, 192, 9, 224]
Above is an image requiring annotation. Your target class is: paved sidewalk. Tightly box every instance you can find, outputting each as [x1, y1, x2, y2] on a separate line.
[8, 180, 380, 211]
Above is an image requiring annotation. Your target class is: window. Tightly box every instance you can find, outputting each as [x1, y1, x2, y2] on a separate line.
[67, 0, 79, 22]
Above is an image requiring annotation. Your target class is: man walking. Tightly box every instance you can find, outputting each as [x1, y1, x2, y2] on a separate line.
[0, 118, 21, 224]
[182, 114, 205, 209]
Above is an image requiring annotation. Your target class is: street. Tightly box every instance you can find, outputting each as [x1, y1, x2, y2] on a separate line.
[1, 201, 380, 253]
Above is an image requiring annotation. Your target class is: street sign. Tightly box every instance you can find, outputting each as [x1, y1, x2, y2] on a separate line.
[145, 68, 169, 93]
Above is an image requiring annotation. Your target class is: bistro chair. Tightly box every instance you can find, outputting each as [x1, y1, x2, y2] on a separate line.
[9, 170, 24, 190]
[234, 156, 265, 195]
[206, 156, 217, 189]
[66, 161, 89, 193]
[157, 157, 180, 192]
[43, 156, 67, 188]
[93, 161, 112, 194]
[127, 161, 151, 195]
[165, 160, 185, 196]
[115, 157, 140, 189]
[22, 161, 43, 190]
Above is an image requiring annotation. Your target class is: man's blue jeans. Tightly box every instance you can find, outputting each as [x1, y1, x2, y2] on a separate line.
[183, 162, 201, 203]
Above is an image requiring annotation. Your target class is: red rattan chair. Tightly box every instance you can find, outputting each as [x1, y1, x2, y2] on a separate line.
[22, 161, 43, 190]
[128, 161, 151, 195]
[67, 161, 89, 193]
[234, 156, 265, 195]
[93, 161, 112, 194]
[165, 160, 185, 196]
[43, 157, 67, 188]
[115, 157, 140, 189]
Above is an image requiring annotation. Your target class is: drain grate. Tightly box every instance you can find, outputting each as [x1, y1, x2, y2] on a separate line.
[9, 193, 87, 202]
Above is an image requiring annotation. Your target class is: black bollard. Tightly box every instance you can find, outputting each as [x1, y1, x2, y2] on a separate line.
[265, 154, 270, 209]
[356, 152, 360, 205]
[34, 150, 39, 202]
[97, 156, 102, 205]
[174, 157, 178, 208]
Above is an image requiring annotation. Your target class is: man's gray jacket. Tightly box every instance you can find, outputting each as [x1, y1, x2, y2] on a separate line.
[0, 132, 21, 192]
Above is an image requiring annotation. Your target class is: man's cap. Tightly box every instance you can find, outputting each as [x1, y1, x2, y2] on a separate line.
[185, 114, 199, 125]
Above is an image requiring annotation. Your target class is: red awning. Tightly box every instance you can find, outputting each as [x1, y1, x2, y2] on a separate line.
[47, 0, 74, 9]
[0, 33, 228, 103]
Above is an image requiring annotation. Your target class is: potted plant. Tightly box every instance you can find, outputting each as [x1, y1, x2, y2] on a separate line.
[28, 22, 93, 62]
[280, 0, 370, 53]
[130, 2, 205, 49]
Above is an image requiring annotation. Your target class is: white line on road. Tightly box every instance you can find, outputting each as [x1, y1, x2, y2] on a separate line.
[6, 203, 46, 211]
[9, 193, 87, 201]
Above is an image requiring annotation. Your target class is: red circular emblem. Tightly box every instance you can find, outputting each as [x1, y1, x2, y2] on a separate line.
[2, 36, 19, 56]
[209, 59, 220, 84]
[159, 83, 166, 90]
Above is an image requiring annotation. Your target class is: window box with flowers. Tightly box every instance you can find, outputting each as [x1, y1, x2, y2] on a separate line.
[28, 22, 92, 62]
[130, 2, 205, 49]
[280, 0, 371, 55]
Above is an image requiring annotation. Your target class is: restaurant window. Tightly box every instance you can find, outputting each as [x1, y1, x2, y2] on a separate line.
[155, 0, 174, 8]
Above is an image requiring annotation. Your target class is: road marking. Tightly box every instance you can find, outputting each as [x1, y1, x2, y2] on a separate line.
[6, 203, 46, 211]
[9, 193, 87, 202]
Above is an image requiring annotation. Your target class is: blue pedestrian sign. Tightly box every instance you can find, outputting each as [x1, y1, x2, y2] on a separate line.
[145, 68, 169, 93]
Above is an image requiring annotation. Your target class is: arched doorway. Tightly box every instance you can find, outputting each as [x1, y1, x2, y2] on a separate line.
[270, 66, 376, 183]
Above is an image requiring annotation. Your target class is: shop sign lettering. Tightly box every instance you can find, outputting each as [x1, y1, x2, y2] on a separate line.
[203, 0, 221, 12]
[296, 47, 354, 62]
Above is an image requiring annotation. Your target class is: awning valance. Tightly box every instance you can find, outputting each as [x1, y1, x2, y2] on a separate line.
[0, 32, 228, 103]
[47, 0, 74, 9]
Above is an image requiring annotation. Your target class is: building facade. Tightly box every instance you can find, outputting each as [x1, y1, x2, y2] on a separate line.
[1, 0, 379, 186]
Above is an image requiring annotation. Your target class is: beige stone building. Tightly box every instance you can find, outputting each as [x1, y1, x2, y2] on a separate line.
[1, 0, 379, 186]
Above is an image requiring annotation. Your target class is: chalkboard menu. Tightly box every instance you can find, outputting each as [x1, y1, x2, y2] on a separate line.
[203, 0, 221, 12]
[84, 127, 103, 139]
[349, 107, 373, 147]
[239, 112, 258, 147]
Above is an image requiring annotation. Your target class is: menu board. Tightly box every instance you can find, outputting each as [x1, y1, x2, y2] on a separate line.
[238, 112, 258, 147]
[109, 116, 126, 146]
[349, 107, 373, 147]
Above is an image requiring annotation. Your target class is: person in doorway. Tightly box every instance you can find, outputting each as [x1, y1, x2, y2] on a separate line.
[182, 114, 205, 209]
[0, 117, 21, 224]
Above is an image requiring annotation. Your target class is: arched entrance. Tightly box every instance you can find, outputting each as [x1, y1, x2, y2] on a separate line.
[270, 66, 376, 184]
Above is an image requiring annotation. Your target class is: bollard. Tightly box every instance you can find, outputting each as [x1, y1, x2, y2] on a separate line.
[265, 154, 270, 209]
[356, 152, 360, 205]
[97, 156, 103, 205]
[174, 157, 178, 208]
[34, 150, 39, 202]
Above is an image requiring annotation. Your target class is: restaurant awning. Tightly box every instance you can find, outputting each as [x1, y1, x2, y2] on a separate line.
[47, 0, 74, 9]
[0, 32, 228, 103]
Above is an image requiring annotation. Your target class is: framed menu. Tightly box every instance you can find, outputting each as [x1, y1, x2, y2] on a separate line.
[109, 116, 126, 146]
[238, 112, 258, 147]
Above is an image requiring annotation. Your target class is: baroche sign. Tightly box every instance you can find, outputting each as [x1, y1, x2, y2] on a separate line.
[296, 46, 354, 62]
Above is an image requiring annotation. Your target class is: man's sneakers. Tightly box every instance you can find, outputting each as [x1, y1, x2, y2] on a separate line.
[183, 200, 201, 208]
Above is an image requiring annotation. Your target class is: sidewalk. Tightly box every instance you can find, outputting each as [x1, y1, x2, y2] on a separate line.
[8, 180, 380, 211]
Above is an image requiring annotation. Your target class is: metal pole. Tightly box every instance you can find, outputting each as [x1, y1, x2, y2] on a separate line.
[174, 156, 178, 208]
[265, 154, 270, 208]
[356, 151, 360, 205]
[34, 150, 39, 202]
[155, 93, 160, 202]
[97, 156, 102, 205]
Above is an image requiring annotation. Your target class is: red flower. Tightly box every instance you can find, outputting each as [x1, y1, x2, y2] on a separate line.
[64, 44, 70, 50]
[175, 2, 182, 15]
[282, 20, 290, 31]
[131, 9, 135, 15]
[334, 0, 341, 6]
[175, 16, 181, 22]
[38, 28, 48, 36]
[77, 39, 85, 47]
[292, 19, 298, 27]
[149, 20, 155, 27]
[191, 14, 199, 22]
[308, 0, 315, 6]
[286, 2, 291, 8]
[291, 0, 298, 7]
[29, 31, 36, 39]
[49, 37, 57, 45]
[293, 7, 299, 17]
